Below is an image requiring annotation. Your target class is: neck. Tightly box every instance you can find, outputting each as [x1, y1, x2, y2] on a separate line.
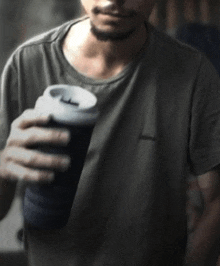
[62, 18, 148, 79]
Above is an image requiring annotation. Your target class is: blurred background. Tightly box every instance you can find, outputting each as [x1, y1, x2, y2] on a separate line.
[1, 0, 220, 265]
[0, 0, 82, 73]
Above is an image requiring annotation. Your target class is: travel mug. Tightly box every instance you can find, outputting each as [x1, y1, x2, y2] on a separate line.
[23, 84, 99, 229]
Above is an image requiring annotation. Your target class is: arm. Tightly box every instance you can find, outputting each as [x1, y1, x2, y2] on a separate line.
[185, 168, 220, 265]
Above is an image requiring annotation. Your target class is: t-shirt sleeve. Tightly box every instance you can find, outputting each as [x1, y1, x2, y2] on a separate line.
[0, 56, 19, 150]
[189, 55, 220, 175]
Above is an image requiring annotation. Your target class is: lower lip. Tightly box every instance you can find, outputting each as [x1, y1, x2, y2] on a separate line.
[98, 13, 131, 21]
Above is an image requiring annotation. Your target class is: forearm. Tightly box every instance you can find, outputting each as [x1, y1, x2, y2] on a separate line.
[185, 198, 220, 265]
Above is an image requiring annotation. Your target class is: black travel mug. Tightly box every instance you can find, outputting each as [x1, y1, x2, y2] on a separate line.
[23, 85, 99, 229]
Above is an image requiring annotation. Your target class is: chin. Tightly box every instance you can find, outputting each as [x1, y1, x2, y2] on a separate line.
[90, 23, 135, 42]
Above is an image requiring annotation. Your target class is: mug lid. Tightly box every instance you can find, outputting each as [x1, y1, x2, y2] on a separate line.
[35, 85, 99, 125]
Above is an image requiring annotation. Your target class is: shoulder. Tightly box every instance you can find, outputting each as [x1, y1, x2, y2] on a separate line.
[11, 21, 71, 63]
[145, 25, 218, 87]
[149, 24, 203, 72]
[8, 16, 86, 67]
[151, 24, 201, 58]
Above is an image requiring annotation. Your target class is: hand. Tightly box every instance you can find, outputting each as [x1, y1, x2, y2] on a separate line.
[0, 109, 71, 183]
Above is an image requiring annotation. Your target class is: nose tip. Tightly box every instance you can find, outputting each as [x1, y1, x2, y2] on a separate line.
[100, 0, 125, 8]
[93, 0, 128, 16]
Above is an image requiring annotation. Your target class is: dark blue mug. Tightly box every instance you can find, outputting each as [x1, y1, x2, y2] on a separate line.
[23, 85, 99, 229]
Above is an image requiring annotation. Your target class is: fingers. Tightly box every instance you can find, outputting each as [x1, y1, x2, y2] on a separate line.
[0, 147, 71, 183]
[0, 108, 71, 184]
[12, 109, 50, 129]
[0, 161, 55, 183]
[7, 127, 70, 147]
[4, 147, 71, 172]
[6, 108, 70, 147]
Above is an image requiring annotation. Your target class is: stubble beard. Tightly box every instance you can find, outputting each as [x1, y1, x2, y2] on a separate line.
[90, 21, 136, 42]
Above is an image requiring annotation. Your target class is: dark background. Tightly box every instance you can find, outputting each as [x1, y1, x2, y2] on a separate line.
[0, 0, 81, 73]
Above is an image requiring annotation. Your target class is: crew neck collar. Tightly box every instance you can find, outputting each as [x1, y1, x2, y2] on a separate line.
[55, 16, 156, 85]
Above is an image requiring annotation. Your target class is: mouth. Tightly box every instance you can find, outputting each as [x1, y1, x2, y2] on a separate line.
[100, 11, 134, 18]
[92, 5, 136, 19]
[96, 11, 136, 22]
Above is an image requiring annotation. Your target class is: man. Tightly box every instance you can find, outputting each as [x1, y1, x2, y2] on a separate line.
[1, 0, 220, 265]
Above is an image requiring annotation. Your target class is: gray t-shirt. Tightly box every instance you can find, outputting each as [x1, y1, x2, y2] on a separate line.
[1, 16, 220, 266]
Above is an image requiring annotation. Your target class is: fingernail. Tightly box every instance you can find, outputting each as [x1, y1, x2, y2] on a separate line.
[61, 131, 71, 142]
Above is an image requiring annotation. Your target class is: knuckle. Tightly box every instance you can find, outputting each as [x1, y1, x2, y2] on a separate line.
[11, 112, 28, 128]
[6, 136, 17, 147]
[6, 129, 24, 147]
[31, 171, 42, 182]
[22, 173, 30, 181]
[44, 155, 60, 169]
[22, 109, 36, 120]
[1, 147, 16, 164]
[10, 109, 33, 129]
[11, 118, 19, 128]
[50, 130, 69, 144]
[25, 128, 36, 144]
[6, 138, 13, 147]
[0, 148, 7, 159]
[47, 156, 56, 167]
[23, 169, 40, 182]
[25, 153, 37, 166]
[51, 130, 61, 140]
[5, 162, 18, 179]
[2, 147, 12, 160]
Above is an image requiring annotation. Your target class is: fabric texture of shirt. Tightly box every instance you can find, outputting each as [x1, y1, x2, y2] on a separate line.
[1, 16, 220, 266]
